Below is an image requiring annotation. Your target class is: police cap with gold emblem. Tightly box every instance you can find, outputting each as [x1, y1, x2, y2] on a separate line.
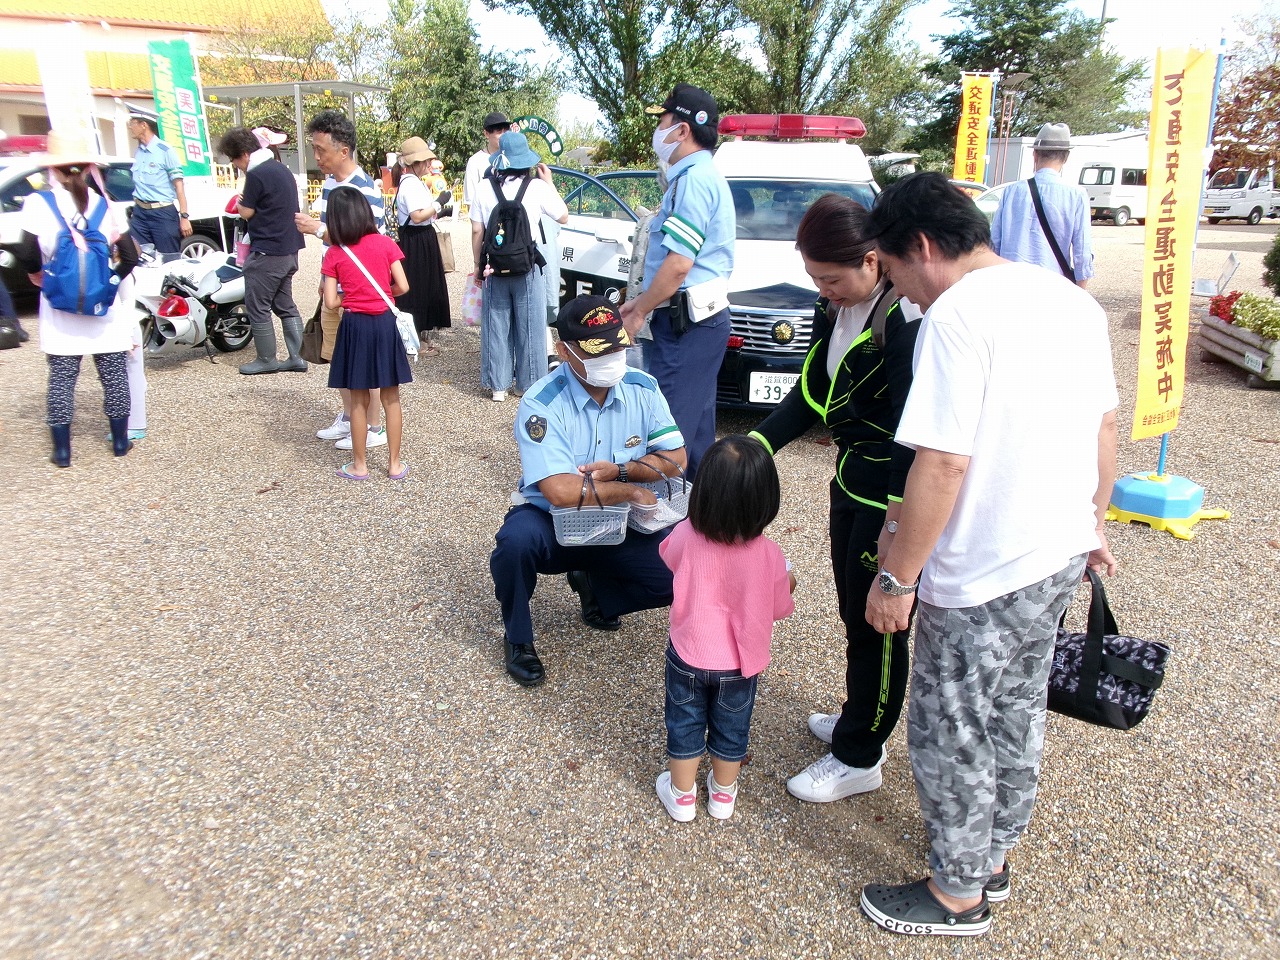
[552, 295, 632, 356]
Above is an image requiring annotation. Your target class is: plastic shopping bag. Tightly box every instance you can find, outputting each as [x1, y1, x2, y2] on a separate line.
[462, 274, 483, 327]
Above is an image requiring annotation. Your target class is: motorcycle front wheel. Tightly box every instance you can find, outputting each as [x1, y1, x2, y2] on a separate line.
[209, 304, 252, 352]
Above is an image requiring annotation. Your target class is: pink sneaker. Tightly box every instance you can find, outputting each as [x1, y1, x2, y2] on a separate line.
[656, 772, 697, 822]
[706, 771, 739, 820]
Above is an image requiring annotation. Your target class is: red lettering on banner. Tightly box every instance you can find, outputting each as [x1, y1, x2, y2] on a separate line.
[1153, 264, 1175, 297]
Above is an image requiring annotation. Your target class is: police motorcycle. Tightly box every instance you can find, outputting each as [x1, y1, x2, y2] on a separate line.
[131, 245, 251, 357]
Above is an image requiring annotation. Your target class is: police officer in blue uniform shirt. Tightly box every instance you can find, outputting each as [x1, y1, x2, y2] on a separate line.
[126, 111, 192, 255]
[491, 295, 688, 687]
[619, 83, 734, 480]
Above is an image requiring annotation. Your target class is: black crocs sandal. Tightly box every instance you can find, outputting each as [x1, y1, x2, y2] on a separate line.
[860, 878, 992, 937]
[985, 863, 1011, 903]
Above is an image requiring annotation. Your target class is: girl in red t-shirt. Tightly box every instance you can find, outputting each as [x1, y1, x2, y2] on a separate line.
[321, 187, 412, 480]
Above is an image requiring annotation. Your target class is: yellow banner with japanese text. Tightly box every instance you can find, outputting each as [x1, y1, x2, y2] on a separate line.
[1133, 48, 1216, 441]
[951, 74, 993, 184]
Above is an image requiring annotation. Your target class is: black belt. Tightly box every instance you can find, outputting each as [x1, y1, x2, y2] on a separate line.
[134, 200, 174, 210]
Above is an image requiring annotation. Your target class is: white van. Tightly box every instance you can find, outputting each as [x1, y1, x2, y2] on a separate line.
[1079, 163, 1147, 226]
[1204, 167, 1276, 224]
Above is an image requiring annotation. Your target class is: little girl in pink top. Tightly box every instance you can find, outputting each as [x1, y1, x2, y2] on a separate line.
[656, 435, 797, 822]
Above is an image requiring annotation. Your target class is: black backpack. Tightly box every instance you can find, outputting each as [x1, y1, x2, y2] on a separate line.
[481, 176, 545, 278]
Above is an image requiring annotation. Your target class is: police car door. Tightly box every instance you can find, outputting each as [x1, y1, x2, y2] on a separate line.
[549, 167, 639, 308]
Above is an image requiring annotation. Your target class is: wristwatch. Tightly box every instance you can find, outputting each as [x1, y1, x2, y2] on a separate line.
[885, 520, 898, 534]
[878, 568, 917, 596]
[617, 463, 629, 483]
[179, 212, 190, 220]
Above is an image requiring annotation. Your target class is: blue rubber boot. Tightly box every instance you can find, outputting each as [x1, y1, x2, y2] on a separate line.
[50, 424, 71, 467]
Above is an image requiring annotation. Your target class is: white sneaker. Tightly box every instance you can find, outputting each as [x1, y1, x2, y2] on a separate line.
[316, 412, 351, 441]
[335, 427, 387, 450]
[656, 772, 697, 822]
[706, 771, 739, 820]
[808, 712, 839, 744]
[491, 390, 507, 402]
[787, 749, 885, 803]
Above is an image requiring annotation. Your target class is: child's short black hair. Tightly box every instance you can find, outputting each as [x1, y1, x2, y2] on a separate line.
[324, 186, 377, 247]
[687, 435, 780, 544]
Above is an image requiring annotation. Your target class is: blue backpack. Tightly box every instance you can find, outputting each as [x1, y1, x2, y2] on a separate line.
[40, 191, 117, 317]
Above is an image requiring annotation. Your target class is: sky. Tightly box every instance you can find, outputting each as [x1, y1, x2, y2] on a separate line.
[324, 0, 1277, 129]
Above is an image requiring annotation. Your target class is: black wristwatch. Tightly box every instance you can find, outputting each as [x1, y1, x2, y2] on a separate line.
[617, 463, 629, 483]
[179, 212, 190, 220]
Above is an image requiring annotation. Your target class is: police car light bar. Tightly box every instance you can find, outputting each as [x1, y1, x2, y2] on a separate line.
[717, 114, 867, 141]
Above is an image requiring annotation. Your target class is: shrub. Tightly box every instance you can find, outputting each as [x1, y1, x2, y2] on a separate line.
[1232, 292, 1280, 341]
[1264, 231, 1280, 298]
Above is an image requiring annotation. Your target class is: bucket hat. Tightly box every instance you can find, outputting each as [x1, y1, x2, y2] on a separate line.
[398, 136, 437, 164]
[489, 131, 541, 172]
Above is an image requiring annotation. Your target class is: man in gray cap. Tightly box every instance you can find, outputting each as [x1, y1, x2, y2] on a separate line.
[990, 122, 1094, 289]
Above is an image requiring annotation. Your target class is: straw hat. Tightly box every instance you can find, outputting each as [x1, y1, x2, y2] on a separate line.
[31, 129, 99, 168]
[398, 136, 437, 164]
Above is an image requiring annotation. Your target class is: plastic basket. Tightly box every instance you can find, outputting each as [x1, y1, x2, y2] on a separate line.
[550, 474, 628, 546]
[627, 476, 691, 533]
[551, 504, 629, 546]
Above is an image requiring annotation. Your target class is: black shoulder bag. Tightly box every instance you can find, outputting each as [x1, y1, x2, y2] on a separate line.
[1026, 176, 1074, 279]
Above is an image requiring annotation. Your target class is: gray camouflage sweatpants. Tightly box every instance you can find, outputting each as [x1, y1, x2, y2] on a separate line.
[908, 555, 1087, 900]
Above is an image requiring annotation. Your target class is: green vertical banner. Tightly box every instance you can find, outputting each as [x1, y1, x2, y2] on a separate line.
[146, 39, 212, 176]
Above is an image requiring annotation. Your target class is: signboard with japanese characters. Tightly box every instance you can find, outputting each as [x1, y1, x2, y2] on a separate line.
[147, 40, 212, 177]
[951, 74, 993, 184]
[1133, 48, 1216, 441]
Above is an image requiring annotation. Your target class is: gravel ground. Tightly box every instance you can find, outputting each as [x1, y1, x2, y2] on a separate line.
[2, 218, 1278, 960]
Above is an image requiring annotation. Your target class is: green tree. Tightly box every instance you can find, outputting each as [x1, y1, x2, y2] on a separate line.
[484, 0, 747, 162]
[909, 0, 1146, 157]
[328, 0, 560, 176]
[733, 0, 938, 151]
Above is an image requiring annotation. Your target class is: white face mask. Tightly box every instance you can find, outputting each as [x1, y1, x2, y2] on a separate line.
[569, 345, 628, 389]
[652, 123, 681, 166]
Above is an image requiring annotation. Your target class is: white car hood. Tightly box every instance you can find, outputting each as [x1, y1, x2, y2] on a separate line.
[728, 239, 816, 299]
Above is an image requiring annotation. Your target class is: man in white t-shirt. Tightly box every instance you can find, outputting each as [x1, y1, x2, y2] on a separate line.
[855, 172, 1118, 939]
[463, 112, 510, 212]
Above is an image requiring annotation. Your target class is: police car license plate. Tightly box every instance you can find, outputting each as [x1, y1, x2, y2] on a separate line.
[749, 372, 799, 404]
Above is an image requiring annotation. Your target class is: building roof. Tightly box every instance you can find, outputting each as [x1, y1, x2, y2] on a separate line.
[0, 49, 152, 93]
[0, 0, 326, 31]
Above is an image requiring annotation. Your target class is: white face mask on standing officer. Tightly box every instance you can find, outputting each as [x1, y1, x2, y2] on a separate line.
[652, 123, 682, 166]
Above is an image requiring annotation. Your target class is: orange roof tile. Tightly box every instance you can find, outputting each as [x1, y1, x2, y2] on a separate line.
[0, 49, 154, 92]
[0, 0, 326, 31]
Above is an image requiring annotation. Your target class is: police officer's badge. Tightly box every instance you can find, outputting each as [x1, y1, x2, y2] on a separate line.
[625, 435, 642, 448]
[525, 415, 548, 442]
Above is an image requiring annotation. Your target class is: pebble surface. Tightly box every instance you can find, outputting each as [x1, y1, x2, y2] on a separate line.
[2, 219, 1278, 959]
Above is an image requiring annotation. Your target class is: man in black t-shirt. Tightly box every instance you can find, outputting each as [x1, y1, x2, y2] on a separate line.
[218, 127, 307, 375]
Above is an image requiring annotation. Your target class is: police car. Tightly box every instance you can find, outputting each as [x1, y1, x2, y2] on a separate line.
[0, 156, 233, 294]
[549, 114, 879, 409]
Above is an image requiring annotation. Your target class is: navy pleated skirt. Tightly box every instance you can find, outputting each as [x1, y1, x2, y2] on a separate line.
[327, 309, 414, 390]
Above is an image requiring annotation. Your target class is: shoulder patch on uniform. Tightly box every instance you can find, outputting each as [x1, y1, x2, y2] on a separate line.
[533, 373, 569, 406]
[622, 371, 656, 390]
[524, 415, 548, 442]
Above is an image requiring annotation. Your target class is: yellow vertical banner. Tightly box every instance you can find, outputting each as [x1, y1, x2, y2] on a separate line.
[951, 74, 993, 183]
[1133, 48, 1216, 441]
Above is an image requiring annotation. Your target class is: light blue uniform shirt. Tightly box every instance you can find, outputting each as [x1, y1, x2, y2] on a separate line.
[312, 166, 387, 234]
[991, 168, 1094, 282]
[515, 366, 685, 512]
[131, 138, 183, 202]
[643, 149, 735, 291]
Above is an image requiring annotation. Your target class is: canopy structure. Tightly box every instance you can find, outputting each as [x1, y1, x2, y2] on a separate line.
[202, 81, 387, 181]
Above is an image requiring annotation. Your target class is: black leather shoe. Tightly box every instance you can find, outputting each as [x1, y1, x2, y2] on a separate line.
[505, 639, 545, 686]
[567, 570, 622, 631]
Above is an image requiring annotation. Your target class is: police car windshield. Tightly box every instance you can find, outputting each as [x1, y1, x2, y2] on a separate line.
[729, 180, 877, 241]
